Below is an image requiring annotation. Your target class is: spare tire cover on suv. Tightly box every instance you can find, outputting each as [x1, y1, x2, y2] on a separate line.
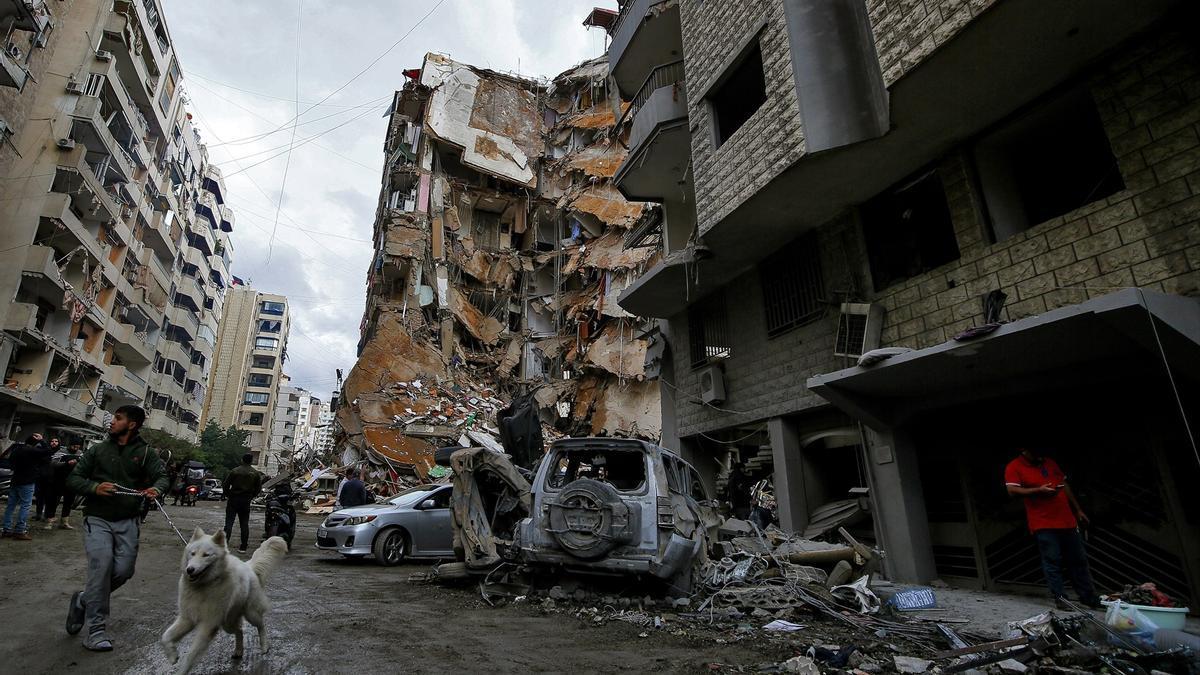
[547, 478, 631, 561]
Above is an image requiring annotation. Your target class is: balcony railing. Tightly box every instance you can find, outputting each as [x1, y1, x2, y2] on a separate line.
[617, 59, 685, 129]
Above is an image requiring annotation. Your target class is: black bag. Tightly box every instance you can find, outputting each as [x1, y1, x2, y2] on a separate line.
[497, 393, 543, 469]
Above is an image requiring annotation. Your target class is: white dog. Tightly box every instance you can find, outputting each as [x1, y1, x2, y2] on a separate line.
[161, 528, 288, 674]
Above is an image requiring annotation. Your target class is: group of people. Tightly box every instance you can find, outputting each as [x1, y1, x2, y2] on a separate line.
[2, 433, 85, 539]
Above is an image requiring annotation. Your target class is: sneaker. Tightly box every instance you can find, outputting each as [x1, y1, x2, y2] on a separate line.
[43, 521, 56, 531]
[12, 532, 32, 541]
[84, 630, 113, 652]
[238, 545, 248, 553]
[66, 591, 86, 635]
[59, 517, 74, 530]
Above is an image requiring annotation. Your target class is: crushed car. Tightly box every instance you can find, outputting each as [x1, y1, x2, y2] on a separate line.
[444, 438, 720, 593]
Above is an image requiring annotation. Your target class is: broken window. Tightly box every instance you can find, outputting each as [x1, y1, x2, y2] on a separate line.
[709, 41, 767, 148]
[972, 87, 1124, 242]
[252, 355, 275, 369]
[260, 301, 285, 316]
[688, 291, 732, 368]
[246, 412, 264, 425]
[545, 448, 647, 492]
[243, 392, 269, 406]
[258, 319, 281, 334]
[248, 373, 272, 387]
[760, 233, 825, 337]
[860, 169, 960, 291]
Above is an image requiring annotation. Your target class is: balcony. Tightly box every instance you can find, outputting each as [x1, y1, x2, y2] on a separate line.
[107, 319, 155, 364]
[3, 302, 38, 332]
[22, 244, 65, 288]
[0, 40, 28, 90]
[613, 60, 689, 202]
[70, 95, 136, 182]
[608, 0, 682, 99]
[51, 148, 121, 224]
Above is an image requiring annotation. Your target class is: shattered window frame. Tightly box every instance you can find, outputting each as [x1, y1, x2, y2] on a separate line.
[708, 38, 768, 148]
[544, 448, 649, 494]
[688, 291, 733, 368]
[760, 233, 825, 338]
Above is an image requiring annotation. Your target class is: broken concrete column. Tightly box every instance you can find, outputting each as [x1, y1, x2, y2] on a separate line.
[863, 427, 937, 583]
[769, 417, 811, 534]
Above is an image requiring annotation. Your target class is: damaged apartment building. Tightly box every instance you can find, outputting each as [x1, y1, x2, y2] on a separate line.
[605, 0, 1200, 607]
[336, 53, 663, 486]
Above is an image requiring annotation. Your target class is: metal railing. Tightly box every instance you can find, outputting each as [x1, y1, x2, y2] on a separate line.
[616, 59, 685, 129]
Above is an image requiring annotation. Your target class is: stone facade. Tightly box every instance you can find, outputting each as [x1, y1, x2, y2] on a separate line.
[867, 0, 999, 86]
[668, 24, 1200, 439]
[680, 0, 805, 238]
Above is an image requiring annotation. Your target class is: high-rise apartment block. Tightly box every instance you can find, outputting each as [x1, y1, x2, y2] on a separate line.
[203, 286, 289, 472]
[1, 0, 234, 444]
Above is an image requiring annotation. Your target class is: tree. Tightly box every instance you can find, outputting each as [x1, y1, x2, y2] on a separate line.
[140, 428, 203, 466]
[199, 421, 251, 479]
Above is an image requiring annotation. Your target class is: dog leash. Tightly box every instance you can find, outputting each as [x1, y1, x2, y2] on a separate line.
[113, 485, 188, 545]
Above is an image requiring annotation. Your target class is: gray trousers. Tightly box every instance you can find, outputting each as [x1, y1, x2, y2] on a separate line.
[82, 516, 140, 634]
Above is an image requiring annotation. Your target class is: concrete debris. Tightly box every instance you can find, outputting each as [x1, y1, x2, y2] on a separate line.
[893, 655, 933, 673]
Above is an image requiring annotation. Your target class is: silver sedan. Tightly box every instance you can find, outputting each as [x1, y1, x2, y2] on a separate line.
[316, 484, 454, 565]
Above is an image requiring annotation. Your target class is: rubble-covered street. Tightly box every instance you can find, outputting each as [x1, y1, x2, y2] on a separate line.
[4, 501, 1197, 674]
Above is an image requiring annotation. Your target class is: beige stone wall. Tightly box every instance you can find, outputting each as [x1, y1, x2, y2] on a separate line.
[867, 0, 999, 86]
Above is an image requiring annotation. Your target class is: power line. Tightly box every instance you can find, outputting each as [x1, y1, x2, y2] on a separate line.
[186, 71, 387, 108]
[216, 103, 385, 178]
[266, 0, 305, 268]
[237, 0, 447, 145]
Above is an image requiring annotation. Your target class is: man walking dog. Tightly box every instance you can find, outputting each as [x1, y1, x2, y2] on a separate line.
[65, 405, 168, 652]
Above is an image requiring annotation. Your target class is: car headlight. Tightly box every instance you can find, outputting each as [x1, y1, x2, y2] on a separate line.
[342, 515, 377, 526]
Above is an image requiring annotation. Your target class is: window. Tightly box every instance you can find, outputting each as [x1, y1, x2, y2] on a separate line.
[248, 373, 272, 387]
[709, 41, 767, 148]
[260, 301, 285, 316]
[760, 234, 825, 337]
[688, 292, 732, 368]
[255, 337, 279, 350]
[158, 58, 179, 114]
[83, 72, 105, 97]
[428, 487, 452, 509]
[545, 448, 647, 492]
[973, 87, 1124, 243]
[259, 320, 281, 334]
[861, 170, 960, 291]
[243, 392, 269, 406]
[246, 412, 264, 425]
[252, 355, 275, 369]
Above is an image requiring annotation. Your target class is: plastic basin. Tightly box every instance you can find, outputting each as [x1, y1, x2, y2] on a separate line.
[1101, 600, 1190, 630]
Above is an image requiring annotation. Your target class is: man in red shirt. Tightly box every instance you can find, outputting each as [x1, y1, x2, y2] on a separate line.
[1004, 447, 1101, 610]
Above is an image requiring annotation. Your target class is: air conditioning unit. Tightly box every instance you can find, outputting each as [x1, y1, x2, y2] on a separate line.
[57, 138, 76, 150]
[834, 303, 884, 358]
[65, 80, 85, 95]
[698, 363, 726, 405]
[95, 49, 113, 61]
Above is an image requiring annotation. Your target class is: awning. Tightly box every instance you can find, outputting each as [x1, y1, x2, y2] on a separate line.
[807, 290, 1200, 429]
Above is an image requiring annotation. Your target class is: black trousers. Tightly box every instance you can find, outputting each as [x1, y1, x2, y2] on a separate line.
[43, 479, 73, 518]
[224, 495, 252, 549]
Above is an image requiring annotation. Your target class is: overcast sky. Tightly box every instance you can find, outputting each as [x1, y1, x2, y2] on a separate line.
[160, 0, 614, 402]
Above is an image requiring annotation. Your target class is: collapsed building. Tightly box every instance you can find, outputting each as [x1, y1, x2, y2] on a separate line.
[333, 54, 663, 490]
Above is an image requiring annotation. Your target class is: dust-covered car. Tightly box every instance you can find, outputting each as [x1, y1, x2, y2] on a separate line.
[317, 484, 453, 565]
[448, 438, 720, 593]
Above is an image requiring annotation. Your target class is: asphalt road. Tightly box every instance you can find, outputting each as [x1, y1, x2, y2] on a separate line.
[0, 500, 778, 674]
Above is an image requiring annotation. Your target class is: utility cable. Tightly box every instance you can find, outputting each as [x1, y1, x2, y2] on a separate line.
[265, 0, 304, 268]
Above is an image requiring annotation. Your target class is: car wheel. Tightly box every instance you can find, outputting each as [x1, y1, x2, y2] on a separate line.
[436, 561, 470, 580]
[373, 528, 407, 566]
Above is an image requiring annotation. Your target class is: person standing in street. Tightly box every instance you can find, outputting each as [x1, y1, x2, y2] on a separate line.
[338, 469, 371, 508]
[1005, 446, 1102, 610]
[223, 453, 263, 554]
[33, 437, 61, 522]
[2, 433, 52, 540]
[42, 440, 82, 530]
[64, 405, 168, 652]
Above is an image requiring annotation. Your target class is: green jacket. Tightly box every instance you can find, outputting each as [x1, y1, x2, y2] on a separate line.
[66, 434, 168, 522]
[224, 464, 263, 498]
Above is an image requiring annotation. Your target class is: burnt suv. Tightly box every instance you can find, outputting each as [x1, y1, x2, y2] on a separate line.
[447, 438, 718, 592]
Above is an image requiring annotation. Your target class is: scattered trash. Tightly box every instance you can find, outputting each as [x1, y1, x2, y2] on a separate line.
[762, 620, 805, 632]
[889, 587, 937, 611]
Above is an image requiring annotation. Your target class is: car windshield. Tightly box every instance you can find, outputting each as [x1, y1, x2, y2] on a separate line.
[545, 448, 646, 492]
[387, 484, 440, 506]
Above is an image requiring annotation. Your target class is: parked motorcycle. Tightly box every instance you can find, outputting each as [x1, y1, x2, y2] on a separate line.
[181, 483, 200, 506]
[263, 486, 296, 550]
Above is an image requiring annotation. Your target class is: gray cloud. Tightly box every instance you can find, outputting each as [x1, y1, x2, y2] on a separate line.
[163, 0, 613, 400]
